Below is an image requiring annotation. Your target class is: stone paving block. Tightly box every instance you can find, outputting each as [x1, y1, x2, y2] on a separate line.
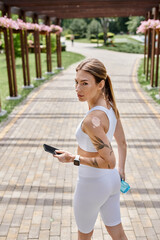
[39, 230, 50, 240]
[121, 207, 129, 217]
[92, 228, 104, 240]
[28, 224, 40, 239]
[132, 221, 146, 237]
[103, 235, 112, 240]
[14, 205, 25, 216]
[19, 219, 31, 233]
[125, 230, 136, 240]
[60, 227, 71, 240]
[50, 237, 60, 240]
[144, 227, 158, 239]
[23, 206, 34, 220]
[146, 208, 159, 220]
[6, 227, 19, 240]
[140, 215, 152, 228]
[17, 234, 28, 240]
[128, 209, 140, 222]
[50, 221, 61, 236]
[11, 214, 23, 227]
[136, 238, 147, 240]
[152, 219, 160, 234]
[2, 210, 14, 224]
[43, 206, 53, 218]
[41, 217, 51, 230]
[0, 224, 9, 236]
[71, 232, 77, 240]
[121, 216, 132, 231]
[31, 210, 43, 225]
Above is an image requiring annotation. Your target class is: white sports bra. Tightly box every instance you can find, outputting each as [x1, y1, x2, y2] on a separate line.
[75, 106, 117, 152]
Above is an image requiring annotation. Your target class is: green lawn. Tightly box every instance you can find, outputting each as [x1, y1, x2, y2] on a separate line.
[98, 42, 144, 54]
[97, 34, 144, 54]
[137, 58, 160, 104]
[74, 34, 144, 54]
[0, 51, 85, 122]
[74, 38, 91, 43]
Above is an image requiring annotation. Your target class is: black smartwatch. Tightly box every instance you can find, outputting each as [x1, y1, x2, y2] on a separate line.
[74, 155, 80, 166]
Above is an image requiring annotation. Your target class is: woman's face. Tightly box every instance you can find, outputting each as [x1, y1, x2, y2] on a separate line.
[75, 69, 101, 102]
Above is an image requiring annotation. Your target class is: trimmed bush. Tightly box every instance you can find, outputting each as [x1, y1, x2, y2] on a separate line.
[90, 39, 104, 43]
[65, 34, 72, 40]
[90, 34, 97, 39]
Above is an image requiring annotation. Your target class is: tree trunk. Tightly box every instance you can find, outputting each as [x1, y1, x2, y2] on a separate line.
[100, 18, 109, 46]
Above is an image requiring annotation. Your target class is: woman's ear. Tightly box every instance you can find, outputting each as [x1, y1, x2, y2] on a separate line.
[98, 80, 105, 90]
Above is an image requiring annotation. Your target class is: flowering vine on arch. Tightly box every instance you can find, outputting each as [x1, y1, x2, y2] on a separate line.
[136, 19, 160, 34]
[0, 16, 63, 34]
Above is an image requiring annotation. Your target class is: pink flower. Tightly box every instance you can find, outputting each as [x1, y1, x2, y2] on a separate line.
[0, 16, 19, 29]
[0, 15, 63, 34]
[39, 24, 51, 32]
[17, 19, 28, 30]
[156, 24, 160, 30]
[148, 19, 160, 29]
[50, 24, 63, 34]
[137, 19, 160, 34]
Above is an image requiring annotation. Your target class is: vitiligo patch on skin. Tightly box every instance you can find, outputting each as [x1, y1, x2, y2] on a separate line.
[92, 116, 101, 128]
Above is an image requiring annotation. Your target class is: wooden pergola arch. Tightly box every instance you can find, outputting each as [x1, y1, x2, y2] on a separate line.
[0, 3, 63, 116]
[0, 0, 160, 115]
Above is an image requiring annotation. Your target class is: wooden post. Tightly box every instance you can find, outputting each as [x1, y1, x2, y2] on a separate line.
[146, 11, 152, 81]
[150, 7, 158, 87]
[20, 18, 27, 86]
[2, 5, 19, 98]
[19, 10, 32, 88]
[33, 14, 43, 79]
[56, 18, 63, 69]
[144, 13, 148, 75]
[24, 29, 31, 85]
[150, 27, 156, 87]
[155, 5, 160, 88]
[144, 31, 147, 75]
[155, 31, 160, 87]
[45, 16, 53, 73]
[3, 27, 13, 96]
[9, 27, 18, 96]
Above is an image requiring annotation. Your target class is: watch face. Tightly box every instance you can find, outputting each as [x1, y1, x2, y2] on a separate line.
[74, 160, 80, 166]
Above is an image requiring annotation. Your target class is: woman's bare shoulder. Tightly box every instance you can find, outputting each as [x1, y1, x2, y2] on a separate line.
[82, 110, 109, 133]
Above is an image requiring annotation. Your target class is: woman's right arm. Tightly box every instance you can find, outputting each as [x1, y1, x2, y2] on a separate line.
[114, 118, 127, 180]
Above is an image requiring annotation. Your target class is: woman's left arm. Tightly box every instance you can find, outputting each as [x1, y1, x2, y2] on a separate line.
[54, 115, 116, 169]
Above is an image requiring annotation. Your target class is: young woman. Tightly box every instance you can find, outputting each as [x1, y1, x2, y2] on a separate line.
[54, 58, 128, 240]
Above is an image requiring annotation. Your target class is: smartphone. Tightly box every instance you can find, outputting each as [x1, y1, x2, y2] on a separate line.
[43, 144, 61, 155]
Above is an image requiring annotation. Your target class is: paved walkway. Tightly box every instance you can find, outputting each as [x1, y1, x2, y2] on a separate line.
[0, 41, 160, 240]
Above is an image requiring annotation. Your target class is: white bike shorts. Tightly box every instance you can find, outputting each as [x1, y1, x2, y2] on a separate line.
[73, 168, 121, 234]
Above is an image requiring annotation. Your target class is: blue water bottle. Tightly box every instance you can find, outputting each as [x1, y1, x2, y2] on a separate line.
[120, 179, 130, 193]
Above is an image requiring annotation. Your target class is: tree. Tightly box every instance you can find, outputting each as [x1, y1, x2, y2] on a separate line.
[116, 17, 129, 33]
[126, 16, 145, 34]
[108, 18, 119, 34]
[100, 18, 109, 46]
[69, 19, 87, 38]
[108, 17, 129, 34]
[87, 19, 102, 39]
[61, 19, 73, 29]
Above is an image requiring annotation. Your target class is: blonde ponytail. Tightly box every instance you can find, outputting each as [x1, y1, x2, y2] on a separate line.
[105, 75, 119, 119]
